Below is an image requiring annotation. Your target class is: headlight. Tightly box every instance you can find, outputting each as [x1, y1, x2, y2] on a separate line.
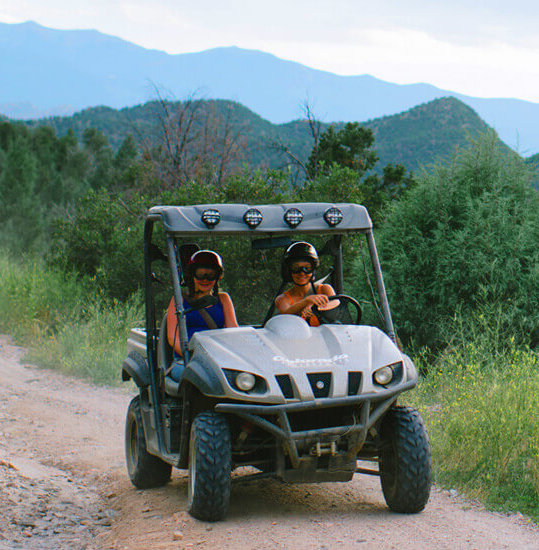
[201, 208, 220, 228]
[243, 208, 263, 228]
[235, 372, 256, 391]
[373, 361, 404, 386]
[283, 208, 303, 228]
[373, 365, 394, 385]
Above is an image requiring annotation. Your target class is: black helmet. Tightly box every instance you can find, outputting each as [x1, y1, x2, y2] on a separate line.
[282, 241, 319, 282]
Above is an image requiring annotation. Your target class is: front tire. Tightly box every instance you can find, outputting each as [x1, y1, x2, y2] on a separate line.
[188, 412, 231, 522]
[125, 395, 172, 488]
[379, 406, 431, 513]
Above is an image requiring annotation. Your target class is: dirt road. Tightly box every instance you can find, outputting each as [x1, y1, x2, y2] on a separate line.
[0, 335, 537, 550]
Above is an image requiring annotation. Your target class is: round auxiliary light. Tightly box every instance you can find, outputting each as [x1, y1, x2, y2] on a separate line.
[201, 209, 220, 228]
[324, 207, 343, 227]
[243, 208, 263, 228]
[373, 365, 394, 385]
[235, 372, 256, 392]
[283, 208, 303, 228]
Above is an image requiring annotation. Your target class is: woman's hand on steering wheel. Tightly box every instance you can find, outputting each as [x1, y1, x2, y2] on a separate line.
[311, 295, 362, 325]
[304, 294, 331, 308]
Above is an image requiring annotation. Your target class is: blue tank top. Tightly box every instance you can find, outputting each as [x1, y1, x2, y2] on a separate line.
[185, 298, 225, 340]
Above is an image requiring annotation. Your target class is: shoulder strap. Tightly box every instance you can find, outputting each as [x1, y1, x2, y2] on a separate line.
[199, 305, 218, 330]
[183, 291, 219, 329]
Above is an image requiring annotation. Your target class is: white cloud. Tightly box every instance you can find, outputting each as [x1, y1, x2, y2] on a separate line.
[1, 1, 539, 103]
[251, 27, 539, 103]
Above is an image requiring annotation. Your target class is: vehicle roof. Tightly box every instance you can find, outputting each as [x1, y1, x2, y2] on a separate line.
[147, 203, 372, 236]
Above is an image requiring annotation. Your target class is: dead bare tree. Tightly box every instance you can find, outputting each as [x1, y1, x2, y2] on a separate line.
[139, 89, 245, 191]
[270, 99, 323, 184]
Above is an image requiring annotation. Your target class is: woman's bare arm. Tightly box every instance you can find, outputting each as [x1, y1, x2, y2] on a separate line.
[166, 297, 182, 355]
[220, 292, 239, 327]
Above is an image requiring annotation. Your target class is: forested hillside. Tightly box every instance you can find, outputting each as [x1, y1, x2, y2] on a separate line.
[25, 96, 505, 174]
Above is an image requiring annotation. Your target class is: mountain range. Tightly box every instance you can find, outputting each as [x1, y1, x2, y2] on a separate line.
[2, 20, 539, 156]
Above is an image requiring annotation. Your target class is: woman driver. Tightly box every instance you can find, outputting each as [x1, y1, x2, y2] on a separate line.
[167, 250, 238, 358]
[275, 242, 336, 326]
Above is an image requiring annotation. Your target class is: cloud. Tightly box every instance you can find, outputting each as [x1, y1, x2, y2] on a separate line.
[1, 0, 539, 102]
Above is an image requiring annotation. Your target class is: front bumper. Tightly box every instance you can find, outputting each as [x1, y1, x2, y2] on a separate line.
[215, 379, 416, 468]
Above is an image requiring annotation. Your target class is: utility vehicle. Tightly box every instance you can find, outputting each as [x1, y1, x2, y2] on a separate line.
[122, 202, 431, 521]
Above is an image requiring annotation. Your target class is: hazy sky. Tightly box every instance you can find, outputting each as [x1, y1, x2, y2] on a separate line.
[2, 0, 539, 103]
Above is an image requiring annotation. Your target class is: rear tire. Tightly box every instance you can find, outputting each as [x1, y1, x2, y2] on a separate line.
[188, 412, 231, 522]
[379, 406, 431, 513]
[125, 395, 172, 488]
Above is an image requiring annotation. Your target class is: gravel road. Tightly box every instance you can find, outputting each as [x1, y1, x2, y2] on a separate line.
[0, 335, 537, 549]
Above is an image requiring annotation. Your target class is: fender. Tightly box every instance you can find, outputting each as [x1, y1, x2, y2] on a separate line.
[182, 360, 226, 396]
[121, 351, 150, 387]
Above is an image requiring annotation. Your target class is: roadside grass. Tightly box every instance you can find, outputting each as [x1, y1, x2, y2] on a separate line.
[0, 252, 143, 386]
[409, 339, 539, 523]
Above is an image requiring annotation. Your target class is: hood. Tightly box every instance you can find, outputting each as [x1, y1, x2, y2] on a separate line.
[189, 315, 414, 402]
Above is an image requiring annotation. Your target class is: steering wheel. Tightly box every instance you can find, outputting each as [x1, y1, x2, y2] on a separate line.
[311, 294, 362, 325]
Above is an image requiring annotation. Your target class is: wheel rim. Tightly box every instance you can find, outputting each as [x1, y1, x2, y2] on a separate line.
[188, 424, 196, 506]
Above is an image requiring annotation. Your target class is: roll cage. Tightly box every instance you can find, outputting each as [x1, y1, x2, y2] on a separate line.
[143, 203, 395, 368]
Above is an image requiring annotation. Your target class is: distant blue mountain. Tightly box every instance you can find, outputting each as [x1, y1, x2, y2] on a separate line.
[2, 20, 539, 155]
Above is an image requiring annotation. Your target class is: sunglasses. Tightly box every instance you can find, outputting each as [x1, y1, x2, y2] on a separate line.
[291, 266, 313, 275]
[194, 271, 219, 281]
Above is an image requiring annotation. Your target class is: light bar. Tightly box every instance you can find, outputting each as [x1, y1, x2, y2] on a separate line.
[243, 208, 263, 228]
[323, 207, 343, 227]
[201, 209, 220, 228]
[283, 208, 303, 228]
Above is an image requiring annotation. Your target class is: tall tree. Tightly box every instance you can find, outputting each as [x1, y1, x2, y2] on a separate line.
[307, 122, 378, 179]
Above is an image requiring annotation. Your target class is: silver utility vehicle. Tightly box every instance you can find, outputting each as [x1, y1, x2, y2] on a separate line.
[122, 203, 431, 521]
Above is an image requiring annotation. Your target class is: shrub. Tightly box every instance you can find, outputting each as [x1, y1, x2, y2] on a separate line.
[370, 132, 539, 350]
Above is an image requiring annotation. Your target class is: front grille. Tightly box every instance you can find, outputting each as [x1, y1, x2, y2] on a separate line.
[347, 372, 362, 395]
[307, 372, 331, 398]
[275, 374, 294, 398]
[288, 405, 359, 431]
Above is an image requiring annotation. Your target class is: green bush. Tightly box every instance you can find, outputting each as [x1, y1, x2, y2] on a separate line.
[370, 132, 539, 350]
[48, 188, 147, 300]
[0, 252, 88, 339]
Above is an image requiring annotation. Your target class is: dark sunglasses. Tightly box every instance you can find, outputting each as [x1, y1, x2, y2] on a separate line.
[194, 271, 219, 281]
[291, 266, 313, 275]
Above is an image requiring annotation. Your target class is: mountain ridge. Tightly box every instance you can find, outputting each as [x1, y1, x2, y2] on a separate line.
[23, 95, 502, 174]
[2, 20, 538, 154]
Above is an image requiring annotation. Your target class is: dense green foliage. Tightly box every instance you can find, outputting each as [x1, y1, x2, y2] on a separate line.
[0, 251, 142, 385]
[0, 122, 140, 251]
[369, 132, 539, 350]
[25, 97, 504, 175]
[307, 122, 379, 178]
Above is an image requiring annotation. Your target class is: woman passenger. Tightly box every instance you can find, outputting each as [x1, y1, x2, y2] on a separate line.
[167, 250, 238, 369]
